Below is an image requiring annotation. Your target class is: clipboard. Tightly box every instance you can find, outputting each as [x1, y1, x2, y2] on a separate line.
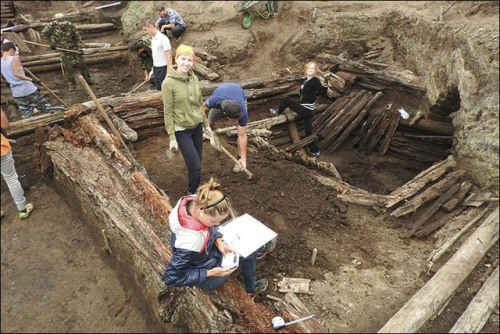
[217, 213, 277, 258]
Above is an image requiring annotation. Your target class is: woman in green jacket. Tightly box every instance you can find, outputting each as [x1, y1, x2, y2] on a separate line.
[162, 45, 214, 194]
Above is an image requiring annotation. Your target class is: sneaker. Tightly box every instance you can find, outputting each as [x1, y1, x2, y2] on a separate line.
[68, 85, 76, 91]
[19, 203, 34, 219]
[273, 11, 279, 16]
[308, 149, 321, 157]
[270, 108, 279, 116]
[247, 278, 268, 300]
[257, 237, 277, 259]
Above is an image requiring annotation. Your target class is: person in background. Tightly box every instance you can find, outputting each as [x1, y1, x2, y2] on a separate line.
[155, 5, 187, 40]
[203, 83, 249, 173]
[270, 61, 329, 156]
[164, 177, 274, 299]
[1, 108, 34, 219]
[1, 42, 52, 119]
[42, 13, 93, 91]
[268, 1, 279, 16]
[162, 44, 213, 195]
[128, 35, 154, 84]
[142, 17, 172, 91]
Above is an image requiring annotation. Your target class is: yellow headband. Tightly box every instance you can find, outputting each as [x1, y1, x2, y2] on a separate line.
[175, 44, 195, 58]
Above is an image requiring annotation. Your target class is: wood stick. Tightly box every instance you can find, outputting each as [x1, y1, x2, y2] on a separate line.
[127, 80, 148, 95]
[216, 139, 254, 179]
[24, 67, 69, 108]
[311, 248, 318, 265]
[77, 75, 131, 154]
[441, 181, 473, 213]
[378, 207, 499, 333]
[266, 294, 284, 303]
[427, 207, 488, 272]
[23, 40, 81, 54]
[449, 266, 499, 333]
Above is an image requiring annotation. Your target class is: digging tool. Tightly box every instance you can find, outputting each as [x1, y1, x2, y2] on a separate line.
[77, 75, 132, 156]
[127, 80, 148, 95]
[23, 40, 82, 54]
[272, 314, 315, 330]
[24, 67, 69, 108]
[463, 192, 499, 207]
[210, 133, 253, 179]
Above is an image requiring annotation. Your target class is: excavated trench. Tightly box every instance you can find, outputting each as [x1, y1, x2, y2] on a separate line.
[2, 2, 498, 333]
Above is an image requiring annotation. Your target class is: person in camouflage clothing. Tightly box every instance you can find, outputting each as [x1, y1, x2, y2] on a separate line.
[42, 13, 93, 90]
[128, 35, 154, 83]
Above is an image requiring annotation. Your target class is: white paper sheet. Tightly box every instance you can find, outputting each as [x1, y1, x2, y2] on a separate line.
[217, 213, 277, 258]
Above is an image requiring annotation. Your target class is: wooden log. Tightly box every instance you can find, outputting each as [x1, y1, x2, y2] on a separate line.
[318, 89, 367, 138]
[313, 93, 353, 134]
[330, 91, 383, 151]
[365, 106, 396, 153]
[3, 31, 32, 53]
[192, 61, 219, 81]
[319, 91, 373, 150]
[285, 134, 317, 153]
[426, 207, 488, 272]
[43, 114, 277, 333]
[391, 169, 465, 217]
[28, 52, 128, 73]
[449, 266, 499, 333]
[378, 207, 499, 333]
[441, 181, 473, 213]
[357, 105, 389, 152]
[382, 155, 456, 208]
[399, 118, 454, 136]
[378, 110, 401, 155]
[404, 183, 461, 238]
[5, 111, 66, 138]
[274, 292, 328, 333]
[313, 175, 392, 205]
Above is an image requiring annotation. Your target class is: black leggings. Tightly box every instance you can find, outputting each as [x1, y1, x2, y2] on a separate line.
[278, 96, 319, 153]
[176, 122, 204, 194]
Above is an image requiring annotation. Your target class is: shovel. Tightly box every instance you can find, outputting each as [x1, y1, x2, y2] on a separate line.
[23, 40, 83, 54]
[210, 133, 253, 179]
[463, 192, 499, 207]
[127, 80, 148, 95]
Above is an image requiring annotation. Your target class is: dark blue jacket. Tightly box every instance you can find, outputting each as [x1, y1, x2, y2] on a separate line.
[164, 196, 223, 287]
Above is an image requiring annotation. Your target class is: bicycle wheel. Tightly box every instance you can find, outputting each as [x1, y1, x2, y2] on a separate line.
[241, 12, 253, 29]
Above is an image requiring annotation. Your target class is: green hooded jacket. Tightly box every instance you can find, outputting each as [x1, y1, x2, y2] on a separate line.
[162, 65, 208, 140]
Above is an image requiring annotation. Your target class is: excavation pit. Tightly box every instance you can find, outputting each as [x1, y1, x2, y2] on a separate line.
[1, 1, 498, 333]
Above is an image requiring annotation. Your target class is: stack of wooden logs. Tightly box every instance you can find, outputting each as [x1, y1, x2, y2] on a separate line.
[0, 0, 15, 22]
[312, 53, 453, 163]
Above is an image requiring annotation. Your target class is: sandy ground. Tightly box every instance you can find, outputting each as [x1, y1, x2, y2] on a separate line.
[1, 1, 499, 333]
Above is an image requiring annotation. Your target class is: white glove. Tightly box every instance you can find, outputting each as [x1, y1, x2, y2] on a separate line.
[203, 127, 218, 149]
[169, 139, 179, 151]
[148, 69, 154, 78]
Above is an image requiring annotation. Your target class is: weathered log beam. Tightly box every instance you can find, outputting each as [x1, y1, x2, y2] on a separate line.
[378, 207, 499, 333]
[441, 181, 473, 213]
[6, 111, 66, 138]
[28, 51, 128, 73]
[391, 169, 465, 217]
[449, 266, 499, 333]
[383, 155, 456, 208]
[399, 118, 454, 136]
[192, 61, 219, 81]
[43, 114, 277, 333]
[404, 183, 461, 238]
[275, 292, 328, 333]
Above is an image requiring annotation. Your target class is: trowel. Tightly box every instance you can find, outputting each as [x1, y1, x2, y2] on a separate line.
[271, 314, 315, 330]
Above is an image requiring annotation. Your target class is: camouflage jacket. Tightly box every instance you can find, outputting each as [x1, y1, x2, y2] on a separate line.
[42, 21, 82, 50]
[131, 36, 153, 71]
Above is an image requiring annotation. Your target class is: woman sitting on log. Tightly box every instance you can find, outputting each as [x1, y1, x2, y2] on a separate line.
[270, 61, 329, 156]
[164, 178, 275, 299]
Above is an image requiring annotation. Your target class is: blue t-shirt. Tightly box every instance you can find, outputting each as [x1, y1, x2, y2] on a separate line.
[205, 83, 248, 127]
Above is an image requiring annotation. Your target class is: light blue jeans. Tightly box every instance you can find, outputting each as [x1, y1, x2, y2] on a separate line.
[1, 150, 26, 212]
